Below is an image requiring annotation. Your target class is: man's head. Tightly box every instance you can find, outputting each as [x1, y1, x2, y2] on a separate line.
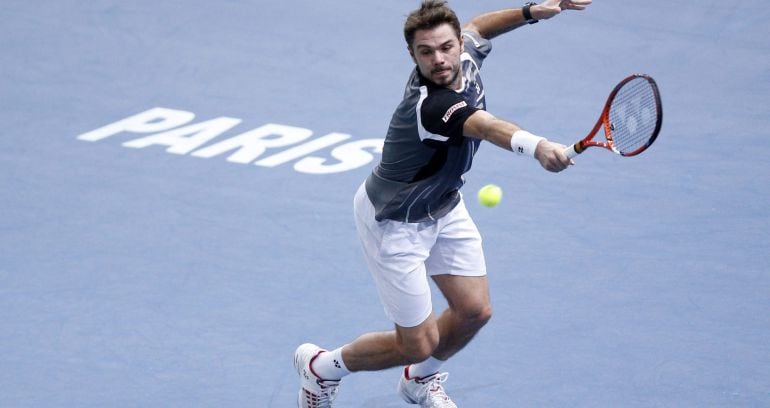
[404, 0, 464, 88]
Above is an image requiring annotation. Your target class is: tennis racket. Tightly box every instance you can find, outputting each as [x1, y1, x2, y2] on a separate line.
[564, 74, 662, 159]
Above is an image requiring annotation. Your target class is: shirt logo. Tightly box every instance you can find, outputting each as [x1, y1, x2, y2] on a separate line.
[442, 101, 467, 123]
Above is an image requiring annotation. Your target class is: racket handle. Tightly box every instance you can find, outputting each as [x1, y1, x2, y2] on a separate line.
[563, 144, 580, 159]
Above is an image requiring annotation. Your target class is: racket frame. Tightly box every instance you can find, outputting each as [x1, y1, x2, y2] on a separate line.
[564, 74, 662, 159]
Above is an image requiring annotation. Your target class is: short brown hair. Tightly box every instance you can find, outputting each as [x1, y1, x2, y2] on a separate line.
[403, 0, 462, 48]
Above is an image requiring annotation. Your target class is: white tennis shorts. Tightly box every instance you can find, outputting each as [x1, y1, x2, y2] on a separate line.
[353, 183, 486, 328]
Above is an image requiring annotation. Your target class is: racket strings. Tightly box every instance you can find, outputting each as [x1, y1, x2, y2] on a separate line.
[608, 77, 660, 155]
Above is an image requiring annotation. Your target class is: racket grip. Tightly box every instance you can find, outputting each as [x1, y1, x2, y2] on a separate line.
[563, 144, 579, 159]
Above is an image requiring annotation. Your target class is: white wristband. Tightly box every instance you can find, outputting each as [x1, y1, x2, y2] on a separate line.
[511, 130, 545, 158]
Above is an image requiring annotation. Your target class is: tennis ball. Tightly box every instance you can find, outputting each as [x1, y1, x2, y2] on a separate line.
[478, 184, 502, 207]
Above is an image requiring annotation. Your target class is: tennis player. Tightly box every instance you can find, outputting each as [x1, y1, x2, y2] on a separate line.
[294, 1, 591, 406]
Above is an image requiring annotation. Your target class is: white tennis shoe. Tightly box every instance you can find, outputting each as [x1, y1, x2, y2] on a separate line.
[294, 343, 340, 408]
[397, 367, 458, 408]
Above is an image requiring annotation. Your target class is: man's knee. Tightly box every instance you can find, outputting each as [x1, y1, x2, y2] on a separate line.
[396, 322, 440, 363]
[457, 302, 493, 329]
[478, 303, 493, 324]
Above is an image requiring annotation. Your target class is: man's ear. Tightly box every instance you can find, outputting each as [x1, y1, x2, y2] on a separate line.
[407, 46, 416, 63]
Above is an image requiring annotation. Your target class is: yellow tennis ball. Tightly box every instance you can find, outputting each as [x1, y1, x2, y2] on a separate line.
[478, 184, 502, 207]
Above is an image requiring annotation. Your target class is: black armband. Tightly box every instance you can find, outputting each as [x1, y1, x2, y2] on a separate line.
[523, 2, 539, 24]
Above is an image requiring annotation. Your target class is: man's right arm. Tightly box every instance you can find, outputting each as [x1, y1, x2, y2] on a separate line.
[463, 110, 571, 173]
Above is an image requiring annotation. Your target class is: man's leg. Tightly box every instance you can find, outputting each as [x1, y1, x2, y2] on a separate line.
[393, 278, 489, 408]
[341, 182, 443, 371]
[389, 274, 488, 408]
[296, 313, 446, 407]
[401, 274, 491, 381]
[306, 277, 489, 400]
[430, 274, 492, 360]
[340, 313, 440, 372]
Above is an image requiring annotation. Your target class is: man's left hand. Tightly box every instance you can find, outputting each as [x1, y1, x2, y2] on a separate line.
[532, 0, 592, 21]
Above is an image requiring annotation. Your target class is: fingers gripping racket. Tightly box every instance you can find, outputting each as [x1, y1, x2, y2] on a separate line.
[564, 74, 663, 159]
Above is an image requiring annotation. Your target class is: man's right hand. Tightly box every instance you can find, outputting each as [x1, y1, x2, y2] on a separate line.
[535, 139, 573, 172]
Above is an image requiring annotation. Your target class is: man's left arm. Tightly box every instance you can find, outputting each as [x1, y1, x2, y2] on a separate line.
[463, 0, 592, 40]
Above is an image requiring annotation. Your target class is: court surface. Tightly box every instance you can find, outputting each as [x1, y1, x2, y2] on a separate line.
[2, 1, 769, 406]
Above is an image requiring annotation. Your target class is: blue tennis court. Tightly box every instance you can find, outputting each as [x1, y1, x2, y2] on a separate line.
[1, 1, 769, 406]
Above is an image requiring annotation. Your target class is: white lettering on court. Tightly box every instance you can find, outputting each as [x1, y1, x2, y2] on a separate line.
[76, 107, 384, 174]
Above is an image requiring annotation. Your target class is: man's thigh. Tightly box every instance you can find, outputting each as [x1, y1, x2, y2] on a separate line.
[425, 198, 487, 278]
[354, 184, 436, 328]
[432, 274, 490, 315]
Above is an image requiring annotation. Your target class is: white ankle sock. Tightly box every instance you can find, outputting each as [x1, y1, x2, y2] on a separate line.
[407, 356, 445, 379]
[311, 346, 350, 381]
